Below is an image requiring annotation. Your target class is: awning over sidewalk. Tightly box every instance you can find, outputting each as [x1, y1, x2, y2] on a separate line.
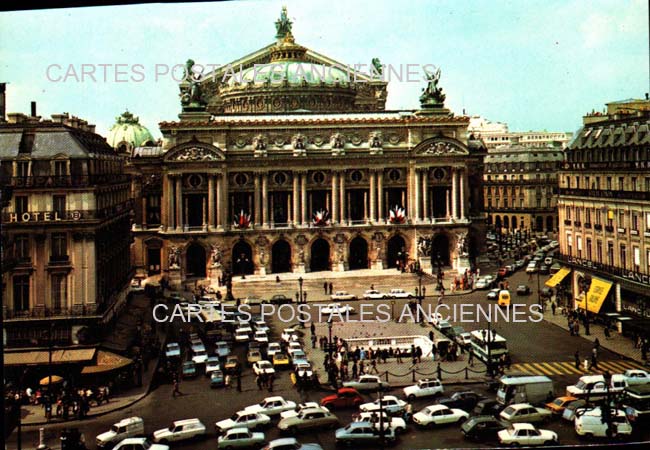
[80, 350, 133, 374]
[581, 277, 613, 314]
[4, 348, 96, 366]
[545, 267, 571, 287]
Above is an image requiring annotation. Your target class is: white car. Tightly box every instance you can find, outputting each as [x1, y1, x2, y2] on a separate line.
[526, 262, 538, 274]
[113, 438, 168, 450]
[280, 402, 329, 419]
[456, 332, 472, 348]
[165, 343, 181, 358]
[254, 331, 269, 344]
[281, 328, 299, 342]
[475, 277, 493, 290]
[267, 342, 282, 357]
[244, 396, 298, 416]
[205, 356, 221, 376]
[574, 407, 633, 437]
[403, 379, 444, 400]
[624, 369, 650, 386]
[428, 313, 444, 327]
[387, 288, 415, 299]
[320, 303, 355, 315]
[236, 324, 253, 334]
[413, 404, 469, 427]
[191, 349, 208, 365]
[363, 289, 386, 300]
[254, 321, 270, 333]
[499, 403, 552, 423]
[215, 411, 272, 433]
[253, 360, 276, 376]
[235, 329, 251, 343]
[152, 418, 206, 444]
[359, 395, 407, 414]
[330, 291, 357, 301]
[355, 411, 407, 434]
[96, 417, 145, 448]
[294, 361, 313, 377]
[242, 296, 264, 306]
[287, 341, 303, 356]
[217, 428, 266, 449]
[498, 423, 558, 446]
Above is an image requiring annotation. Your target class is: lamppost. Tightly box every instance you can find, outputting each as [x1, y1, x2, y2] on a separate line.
[298, 276, 304, 304]
[327, 318, 334, 386]
[602, 370, 614, 438]
[483, 324, 496, 378]
[378, 390, 385, 450]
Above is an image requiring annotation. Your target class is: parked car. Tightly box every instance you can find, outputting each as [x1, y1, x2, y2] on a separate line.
[498, 423, 558, 446]
[354, 411, 407, 434]
[113, 438, 168, 450]
[268, 294, 292, 305]
[205, 356, 221, 376]
[562, 399, 587, 422]
[330, 291, 357, 301]
[526, 262, 538, 274]
[253, 360, 276, 376]
[362, 289, 387, 300]
[403, 378, 444, 400]
[461, 416, 508, 442]
[343, 375, 390, 392]
[241, 296, 264, 306]
[539, 264, 550, 275]
[262, 438, 323, 450]
[245, 396, 298, 416]
[487, 289, 499, 301]
[456, 332, 472, 349]
[254, 321, 270, 333]
[217, 428, 266, 449]
[215, 411, 272, 433]
[210, 370, 225, 388]
[214, 341, 231, 358]
[191, 349, 208, 365]
[413, 404, 469, 427]
[165, 342, 181, 359]
[280, 403, 329, 420]
[96, 417, 145, 449]
[516, 285, 530, 296]
[254, 331, 269, 344]
[281, 328, 300, 342]
[387, 288, 415, 299]
[320, 388, 363, 409]
[471, 399, 502, 417]
[359, 395, 407, 414]
[499, 403, 552, 423]
[277, 408, 339, 433]
[623, 369, 650, 386]
[267, 342, 282, 357]
[152, 418, 206, 444]
[247, 350, 263, 366]
[235, 329, 251, 344]
[475, 277, 493, 290]
[273, 352, 291, 369]
[320, 303, 355, 315]
[335, 422, 396, 446]
[224, 355, 241, 374]
[545, 396, 577, 415]
[182, 361, 198, 378]
[438, 391, 484, 411]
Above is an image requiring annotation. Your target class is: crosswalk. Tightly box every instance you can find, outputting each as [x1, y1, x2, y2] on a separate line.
[508, 359, 646, 377]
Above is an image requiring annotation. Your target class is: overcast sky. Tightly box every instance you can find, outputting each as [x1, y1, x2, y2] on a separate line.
[0, 0, 647, 138]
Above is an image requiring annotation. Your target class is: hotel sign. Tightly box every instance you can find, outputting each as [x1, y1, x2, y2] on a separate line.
[8, 211, 82, 223]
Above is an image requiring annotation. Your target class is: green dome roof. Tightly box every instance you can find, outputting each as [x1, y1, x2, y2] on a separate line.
[228, 62, 351, 87]
[107, 111, 155, 151]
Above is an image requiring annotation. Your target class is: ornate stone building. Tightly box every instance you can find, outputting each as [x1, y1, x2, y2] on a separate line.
[0, 107, 132, 347]
[469, 116, 573, 150]
[127, 9, 487, 286]
[483, 137, 565, 233]
[558, 97, 650, 327]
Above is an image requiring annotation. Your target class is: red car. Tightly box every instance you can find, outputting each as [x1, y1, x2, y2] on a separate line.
[498, 267, 508, 278]
[320, 387, 363, 409]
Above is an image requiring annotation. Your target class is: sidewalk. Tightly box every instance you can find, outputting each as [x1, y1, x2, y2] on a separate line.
[542, 302, 646, 364]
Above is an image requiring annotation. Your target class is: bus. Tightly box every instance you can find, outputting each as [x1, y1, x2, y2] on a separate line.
[621, 384, 650, 423]
[470, 329, 508, 365]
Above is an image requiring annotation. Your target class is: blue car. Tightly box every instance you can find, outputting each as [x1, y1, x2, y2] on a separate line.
[335, 421, 396, 446]
[210, 369, 225, 388]
[182, 361, 197, 378]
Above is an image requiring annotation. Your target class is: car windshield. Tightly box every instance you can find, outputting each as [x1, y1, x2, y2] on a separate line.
[503, 406, 515, 415]
[231, 413, 242, 420]
[553, 398, 564, 406]
[575, 380, 587, 390]
[110, 425, 119, 432]
[142, 440, 152, 449]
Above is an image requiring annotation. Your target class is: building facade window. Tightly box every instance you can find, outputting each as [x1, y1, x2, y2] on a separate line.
[607, 177, 612, 190]
[17, 161, 30, 178]
[576, 236, 582, 258]
[633, 246, 640, 272]
[146, 195, 161, 225]
[15, 234, 30, 261]
[54, 160, 67, 177]
[607, 241, 614, 265]
[14, 195, 28, 216]
[567, 234, 573, 255]
[620, 244, 627, 269]
[13, 275, 30, 312]
[51, 274, 67, 310]
[586, 238, 592, 261]
[51, 233, 68, 261]
[53, 195, 66, 217]
[596, 240, 602, 263]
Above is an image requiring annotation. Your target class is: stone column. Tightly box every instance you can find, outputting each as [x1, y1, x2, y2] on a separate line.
[422, 169, 428, 222]
[208, 175, 215, 229]
[363, 191, 368, 222]
[202, 196, 207, 228]
[377, 170, 384, 223]
[162, 174, 170, 230]
[293, 173, 300, 226]
[216, 175, 222, 228]
[451, 167, 458, 219]
[220, 173, 229, 229]
[141, 196, 147, 228]
[369, 170, 376, 223]
[287, 194, 291, 225]
[175, 176, 182, 230]
[184, 197, 189, 227]
[414, 169, 421, 221]
[446, 188, 451, 219]
[331, 172, 339, 223]
[460, 168, 466, 220]
[262, 172, 269, 227]
[254, 173, 261, 226]
[339, 172, 346, 223]
[300, 172, 307, 225]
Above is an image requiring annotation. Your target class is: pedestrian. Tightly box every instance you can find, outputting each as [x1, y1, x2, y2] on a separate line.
[551, 301, 556, 316]
[352, 361, 358, 379]
[370, 359, 378, 374]
[329, 282, 333, 295]
[324, 282, 328, 294]
[225, 374, 232, 388]
[396, 348, 403, 363]
[172, 379, 182, 397]
[574, 350, 580, 369]
[468, 350, 474, 367]
[594, 338, 600, 351]
[591, 353, 598, 370]
[574, 321, 580, 336]
[268, 373, 275, 392]
[359, 360, 365, 375]
[236, 374, 242, 392]
[604, 326, 611, 340]
[256, 375, 263, 390]
[311, 334, 317, 348]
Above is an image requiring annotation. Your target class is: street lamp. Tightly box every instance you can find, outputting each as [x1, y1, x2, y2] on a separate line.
[327, 318, 334, 387]
[298, 276, 304, 304]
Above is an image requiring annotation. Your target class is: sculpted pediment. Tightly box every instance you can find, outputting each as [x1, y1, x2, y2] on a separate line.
[164, 142, 225, 162]
[415, 139, 468, 156]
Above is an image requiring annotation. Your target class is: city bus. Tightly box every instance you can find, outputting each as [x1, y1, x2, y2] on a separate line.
[621, 384, 650, 423]
[470, 329, 509, 365]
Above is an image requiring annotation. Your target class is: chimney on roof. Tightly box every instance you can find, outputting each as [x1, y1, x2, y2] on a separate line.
[31, 101, 37, 117]
[0, 83, 6, 122]
[646, 93, 649, 100]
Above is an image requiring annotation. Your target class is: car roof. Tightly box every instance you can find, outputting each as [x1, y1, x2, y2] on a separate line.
[507, 403, 533, 409]
[227, 427, 251, 434]
[268, 437, 299, 445]
[173, 418, 202, 425]
[301, 407, 326, 414]
[263, 396, 285, 402]
[511, 423, 535, 431]
[428, 404, 449, 411]
[121, 438, 148, 444]
[115, 417, 143, 426]
[338, 387, 359, 394]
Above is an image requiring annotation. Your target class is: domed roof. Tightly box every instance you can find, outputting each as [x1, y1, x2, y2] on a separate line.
[228, 61, 351, 87]
[107, 111, 155, 152]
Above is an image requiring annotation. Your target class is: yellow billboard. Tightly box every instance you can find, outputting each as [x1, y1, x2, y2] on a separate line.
[582, 277, 613, 314]
[545, 267, 571, 287]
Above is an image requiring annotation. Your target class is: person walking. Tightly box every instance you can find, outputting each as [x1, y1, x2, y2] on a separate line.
[604, 326, 611, 340]
[225, 374, 232, 389]
[370, 359, 378, 374]
[310, 322, 316, 335]
[574, 350, 580, 370]
[468, 350, 474, 367]
[551, 301, 556, 316]
[594, 338, 600, 352]
[236, 374, 242, 392]
[328, 283, 333, 295]
[396, 348, 403, 363]
[268, 373, 275, 392]
[591, 347, 598, 370]
[323, 282, 328, 294]
[172, 378, 183, 397]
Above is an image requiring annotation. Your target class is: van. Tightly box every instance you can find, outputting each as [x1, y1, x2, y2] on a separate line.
[497, 290, 511, 307]
[566, 374, 627, 399]
[96, 417, 145, 448]
[153, 418, 206, 443]
[574, 407, 633, 438]
[496, 376, 554, 405]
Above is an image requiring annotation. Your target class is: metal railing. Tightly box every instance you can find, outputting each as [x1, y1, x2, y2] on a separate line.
[1, 174, 131, 188]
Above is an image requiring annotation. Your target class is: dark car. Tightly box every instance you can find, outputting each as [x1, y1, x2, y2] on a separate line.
[267, 294, 292, 305]
[438, 391, 484, 411]
[516, 285, 530, 296]
[461, 416, 508, 441]
[472, 399, 502, 417]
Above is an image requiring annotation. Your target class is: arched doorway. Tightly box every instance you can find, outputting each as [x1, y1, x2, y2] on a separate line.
[271, 240, 292, 273]
[145, 239, 162, 276]
[348, 236, 368, 270]
[310, 238, 330, 272]
[387, 235, 406, 269]
[431, 233, 450, 266]
[186, 243, 206, 278]
[546, 216, 554, 232]
[503, 216, 510, 229]
[232, 241, 253, 275]
[494, 215, 502, 228]
[536, 216, 544, 231]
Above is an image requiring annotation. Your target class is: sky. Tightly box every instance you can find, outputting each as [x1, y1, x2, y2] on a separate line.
[0, 0, 647, 138]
